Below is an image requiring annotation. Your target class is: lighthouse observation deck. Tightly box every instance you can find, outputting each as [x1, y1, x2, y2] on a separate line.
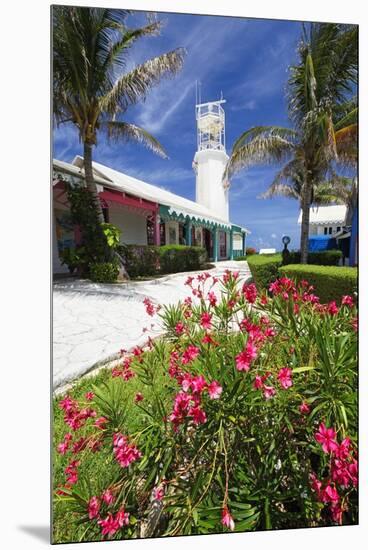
[195, 99, 226, 152]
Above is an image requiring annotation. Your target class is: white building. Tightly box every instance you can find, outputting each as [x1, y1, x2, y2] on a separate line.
[53, 97, 249, 274]
[298, 204, 347, 236]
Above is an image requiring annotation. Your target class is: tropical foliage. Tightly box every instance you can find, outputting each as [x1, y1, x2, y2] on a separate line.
[53, 7, 186, 274]
[225, 23, 357, 263]
[53, 270, 357, 542]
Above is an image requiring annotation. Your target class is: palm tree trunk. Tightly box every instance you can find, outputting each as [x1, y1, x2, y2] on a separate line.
[300, 180, 312, 264]
[83, 141, 105, 223]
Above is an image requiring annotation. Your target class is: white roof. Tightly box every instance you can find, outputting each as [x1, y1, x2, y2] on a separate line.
[71, 156, 249, 232]
[298, 204, 347, 225]
[53, 158, 107, 186]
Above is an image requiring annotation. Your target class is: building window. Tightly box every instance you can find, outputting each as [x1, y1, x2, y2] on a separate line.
[336, 226, 341, 233]
[328, 227, 332, 235]
[146, 218, 154, 245]
[324, 227, 328, 235]
[160, 222, 166, 246]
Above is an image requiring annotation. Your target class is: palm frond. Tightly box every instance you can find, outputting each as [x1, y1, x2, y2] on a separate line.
[225, 130, 296, 180]
[101, 48, 186, 115]
[104, 121, 168, 158]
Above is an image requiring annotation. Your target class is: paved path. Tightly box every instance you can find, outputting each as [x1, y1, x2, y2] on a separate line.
[53, 261, 251, 389]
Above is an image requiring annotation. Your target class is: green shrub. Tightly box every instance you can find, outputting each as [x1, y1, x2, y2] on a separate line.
[53, 273, 357, 541]
[234, 255, 247, 261]
[247, 254, 282, 289]
[279, 264, 357, 303]
[119, 245, 160, 278]
[286, 249, 342, 266]
[158, 245, 207, 274]
[89, 262, 119, 283]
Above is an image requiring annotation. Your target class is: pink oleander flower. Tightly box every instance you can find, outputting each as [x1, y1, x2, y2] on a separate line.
[221, 506, 235, 531]
[299, 401, 310, 415]
[253, 375, 264, 390]
[315, 423, 338, 454]
[341, 295, 354, 307]
[260, 295, 268, 305]
[191, 375, 207, 394]
[330, 502, 344, 524]
[85, 391, 94, 401]
[102, 489, 115, 506]
[182, 345, 200, 364]
[200, 312, 212, 330]
[189, 406, 207, 425]
[335, 438, 351, 460]
[94, 416, 108, 429]
[235, 340, 257, 371]
[64, 460, 79, 486]
[143, 297, 157, 317]
[207, 380, 222, 399]
[113, 433, 142, 468]
[116, 508, 130, 528]
[98, 513, 120, 537]
[277, 367, 293, 390]
[152, 485, 165, 501]
[59, 395, 77, 412]
[320, 484, 339, 503]
[327, 301, 339, 316]
[88, 496, 100, 519]
[175, 322, 185, 335]
[263, 385, 276, 400]
[185, 276, 194, 286]
[242, 283, 257, 304]
[134, 392, 144, 403]
[207, 291, 217, 306]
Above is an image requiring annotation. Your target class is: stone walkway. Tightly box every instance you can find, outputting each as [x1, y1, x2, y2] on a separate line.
[53, 261, 251, 389]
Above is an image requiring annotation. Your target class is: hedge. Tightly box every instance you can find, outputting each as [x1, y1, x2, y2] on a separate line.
[118, 245, 160, 278]
[279, 264, 357, 304]
[247, 254, 282, 289]
[89, 262, 119, 283]
[285, 249, 342, 266]
[158, 245, 207, 274]
[119, 244, 207, 278]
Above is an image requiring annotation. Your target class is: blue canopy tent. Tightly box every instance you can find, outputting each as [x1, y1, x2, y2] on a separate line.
[308, 235, 338, 252]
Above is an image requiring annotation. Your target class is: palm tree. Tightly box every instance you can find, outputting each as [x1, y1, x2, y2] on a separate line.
[53, 6, 185, 241]
[224, 23, 357, 263]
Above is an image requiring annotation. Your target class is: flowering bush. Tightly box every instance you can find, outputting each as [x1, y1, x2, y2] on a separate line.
[53, 271, 357, 542]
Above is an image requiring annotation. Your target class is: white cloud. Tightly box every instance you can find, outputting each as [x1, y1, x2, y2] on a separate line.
[271, 233, 277, 239]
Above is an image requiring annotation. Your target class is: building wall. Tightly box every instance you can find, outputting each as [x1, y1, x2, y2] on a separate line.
[310, 223, 343, 236]
[194, 149, 229, 222]
[108, 204, 148, 245]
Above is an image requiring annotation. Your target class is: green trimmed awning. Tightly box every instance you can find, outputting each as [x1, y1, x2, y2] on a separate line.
[159, 204, 232, 231]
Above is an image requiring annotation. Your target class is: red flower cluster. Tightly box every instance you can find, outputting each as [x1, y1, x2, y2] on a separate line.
[169, 371, 222, 429]
[64, 459, 80, 486]
[59, 395, 96, 431]
[311, 424, 358, 524]
[235, 340, 258, 371]
[112, 356, 136, 380]
[253, 372, 276, 400]
[182, 344, 200, 365]
[242, 282, 257, 304]
[143, 297, 160, 317]
[113, 433, 142, 468]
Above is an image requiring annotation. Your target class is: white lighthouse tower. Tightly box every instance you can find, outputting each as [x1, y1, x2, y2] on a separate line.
[192, 97, 230, 221]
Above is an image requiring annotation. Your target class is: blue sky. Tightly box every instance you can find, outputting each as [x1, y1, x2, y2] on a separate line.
[53, 11, 306, 251]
